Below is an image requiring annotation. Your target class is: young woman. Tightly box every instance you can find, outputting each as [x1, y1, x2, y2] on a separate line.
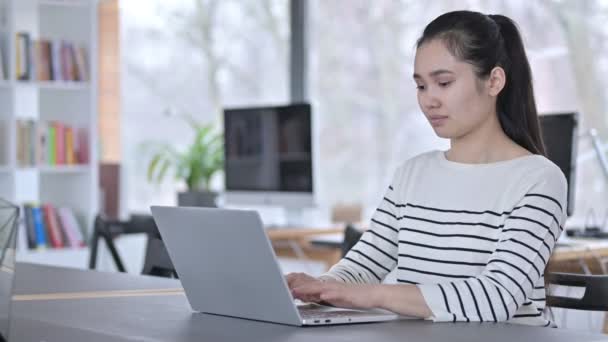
[286, 10, 566, 326]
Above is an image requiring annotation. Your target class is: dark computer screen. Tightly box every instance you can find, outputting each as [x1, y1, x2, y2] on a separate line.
[539, 112, 578, 217]
[223, 103, 313, 193]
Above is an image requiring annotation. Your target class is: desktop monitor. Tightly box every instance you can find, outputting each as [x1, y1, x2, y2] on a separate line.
[223, 103, 314, 211]
[539, 112, 578, 217]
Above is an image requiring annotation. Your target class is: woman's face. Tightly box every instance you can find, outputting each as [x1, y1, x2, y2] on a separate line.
[413, 39, 496, 139]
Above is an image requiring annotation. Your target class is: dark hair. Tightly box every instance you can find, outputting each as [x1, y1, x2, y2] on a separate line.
[417, 10, 546, 156]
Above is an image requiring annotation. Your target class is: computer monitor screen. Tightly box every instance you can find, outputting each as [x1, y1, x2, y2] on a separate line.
[223, 103, 313, 207]
[539, 112, 578, 217]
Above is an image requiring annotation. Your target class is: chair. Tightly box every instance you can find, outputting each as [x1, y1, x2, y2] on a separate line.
[546, 272, 608, 311]
[89, 214, 177, 278]
[141, 237, 177, 278]
[341, 224, 364, 257]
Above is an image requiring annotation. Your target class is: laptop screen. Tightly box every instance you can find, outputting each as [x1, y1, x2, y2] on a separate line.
[0, 200, 18, 342]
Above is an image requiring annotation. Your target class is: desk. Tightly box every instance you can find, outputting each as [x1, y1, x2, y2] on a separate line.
[267, 226, 344, 269]
[9, 263, 608, 342]
[553, 239, 608, 264]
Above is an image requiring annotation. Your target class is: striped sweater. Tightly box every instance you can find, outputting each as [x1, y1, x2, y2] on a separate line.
[322, 150, 567, 326]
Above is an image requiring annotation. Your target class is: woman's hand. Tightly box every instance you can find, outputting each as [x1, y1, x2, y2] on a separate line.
[285, 272, 325, 303]
[291, 281, 380, 309]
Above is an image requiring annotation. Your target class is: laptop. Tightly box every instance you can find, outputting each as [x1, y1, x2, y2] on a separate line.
[150, 206, 402, 326]
[0, 199, 19, 341]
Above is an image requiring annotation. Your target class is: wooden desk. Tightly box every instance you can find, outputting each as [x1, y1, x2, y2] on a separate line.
[266, 226, 344, 241]
[266, 226, 345, 270]
[553, 240, 608, 263]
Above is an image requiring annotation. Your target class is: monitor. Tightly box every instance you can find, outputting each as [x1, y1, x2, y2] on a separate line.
[223, 103, 315, 213]
[538, 112, 578, 217]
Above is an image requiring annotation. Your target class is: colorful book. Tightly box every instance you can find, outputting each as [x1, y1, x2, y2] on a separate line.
[54, 122, 65, 165]
[74, 45, 88, 81]
[50, 39, 62, 81]
[65, 126, 74, 164]
[22, 204, 36, 249]
[42, 204, 64, 248]
[76, 127, 89, 164]
[37, 121, 48, 165]
[48, 123, 56, 165]
[57, 207, 85, 247]
[31, 206, 47, 249]
[15, 32, 30, 80]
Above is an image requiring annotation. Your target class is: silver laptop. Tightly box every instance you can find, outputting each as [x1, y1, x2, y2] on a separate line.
[150, 206, 401, 326]
[0, 199, 19, 341]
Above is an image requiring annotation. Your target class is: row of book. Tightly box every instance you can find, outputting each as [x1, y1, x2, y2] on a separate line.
[22, 203, 86, 250]
[16, 119, 90, 167]
[15, 32, 89, 82]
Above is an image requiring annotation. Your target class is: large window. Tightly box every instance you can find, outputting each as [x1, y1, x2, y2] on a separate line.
[308, 0, 587, 218]
[121, 0, 608, 231]
[120, 0, 289, 211]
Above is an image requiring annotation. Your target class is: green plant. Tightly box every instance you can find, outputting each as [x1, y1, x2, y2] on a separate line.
[146, 115, 223, 192]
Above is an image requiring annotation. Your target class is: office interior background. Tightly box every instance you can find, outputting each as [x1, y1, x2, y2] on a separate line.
[2, 0, 608, 335]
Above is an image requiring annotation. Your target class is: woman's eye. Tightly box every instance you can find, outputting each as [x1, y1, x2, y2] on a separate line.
[438, 81, 452, 87]
[416, 85, 425, 91]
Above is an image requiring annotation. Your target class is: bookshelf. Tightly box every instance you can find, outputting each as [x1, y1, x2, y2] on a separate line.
[0, 0, 98, 269]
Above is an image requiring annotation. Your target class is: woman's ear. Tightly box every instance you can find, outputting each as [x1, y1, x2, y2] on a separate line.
[487, 66, 506, 97]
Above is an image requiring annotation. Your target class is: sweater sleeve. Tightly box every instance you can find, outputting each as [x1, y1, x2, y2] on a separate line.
[417, 166, 567, 322]
[320, 171, 401, 284]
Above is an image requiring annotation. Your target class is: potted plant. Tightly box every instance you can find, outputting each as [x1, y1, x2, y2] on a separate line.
[145, 114, 224, 207]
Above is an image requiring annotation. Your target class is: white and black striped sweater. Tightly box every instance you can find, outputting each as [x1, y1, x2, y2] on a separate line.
[322, 150, 567, 326]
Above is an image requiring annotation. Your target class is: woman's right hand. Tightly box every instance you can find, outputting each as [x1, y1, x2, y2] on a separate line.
[285, 272, 323, 303]
[285, 272, 319, 289]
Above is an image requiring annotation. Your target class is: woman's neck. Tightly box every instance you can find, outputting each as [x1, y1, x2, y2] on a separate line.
[446, 112, 528, 164]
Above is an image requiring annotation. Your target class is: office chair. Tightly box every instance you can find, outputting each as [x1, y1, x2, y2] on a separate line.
[546, 272, 608, 311]
[142, 237, 177, 278]
[341, 224, 364, 257]
[89, 214, 177, 278]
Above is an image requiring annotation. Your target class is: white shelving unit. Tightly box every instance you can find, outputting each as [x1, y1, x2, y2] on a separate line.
[0, 0, 98, 269]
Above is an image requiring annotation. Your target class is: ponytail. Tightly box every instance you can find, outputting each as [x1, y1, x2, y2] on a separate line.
[489, 14, 546, 156]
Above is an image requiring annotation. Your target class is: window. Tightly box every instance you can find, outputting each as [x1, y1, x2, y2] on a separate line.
[308, 0, 581, 217]
[120, 0, 289, 211]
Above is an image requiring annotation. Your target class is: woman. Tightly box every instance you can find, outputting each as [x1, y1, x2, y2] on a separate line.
[286, 10, 566, 326]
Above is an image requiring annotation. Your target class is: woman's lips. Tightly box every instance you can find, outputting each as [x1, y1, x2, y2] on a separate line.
[429, 115, 448, 126]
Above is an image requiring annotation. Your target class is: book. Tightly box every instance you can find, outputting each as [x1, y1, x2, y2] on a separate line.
[60, 40, 71, 81]
[31, 206, 47, 249]
[65, 126, 75, 164]
[37, 121, 48, 165]
[36, 39, 52, 81]
[42, 204, 64, 248]
[15, 32, 30, 81]
[74, 45, 88, 82]
[50, 39, 62, 81]
[57, 207, 85, 247]
[48, 123, 56, 165]
[77, 127, 89, 164]
[54, 122, 65, 165]
[22, 204, 37, 249]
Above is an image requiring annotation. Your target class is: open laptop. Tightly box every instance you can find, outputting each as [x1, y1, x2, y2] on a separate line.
[150, 206, 402, 326]
[0, 199, 19, 341]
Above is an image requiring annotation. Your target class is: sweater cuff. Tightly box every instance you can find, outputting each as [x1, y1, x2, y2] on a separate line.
[417, 284, 454, 322]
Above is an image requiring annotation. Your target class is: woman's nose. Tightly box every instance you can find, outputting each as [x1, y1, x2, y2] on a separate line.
[420, 93, 441, 111]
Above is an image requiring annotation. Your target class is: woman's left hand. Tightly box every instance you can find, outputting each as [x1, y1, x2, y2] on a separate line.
[291, 281, 380, 309]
